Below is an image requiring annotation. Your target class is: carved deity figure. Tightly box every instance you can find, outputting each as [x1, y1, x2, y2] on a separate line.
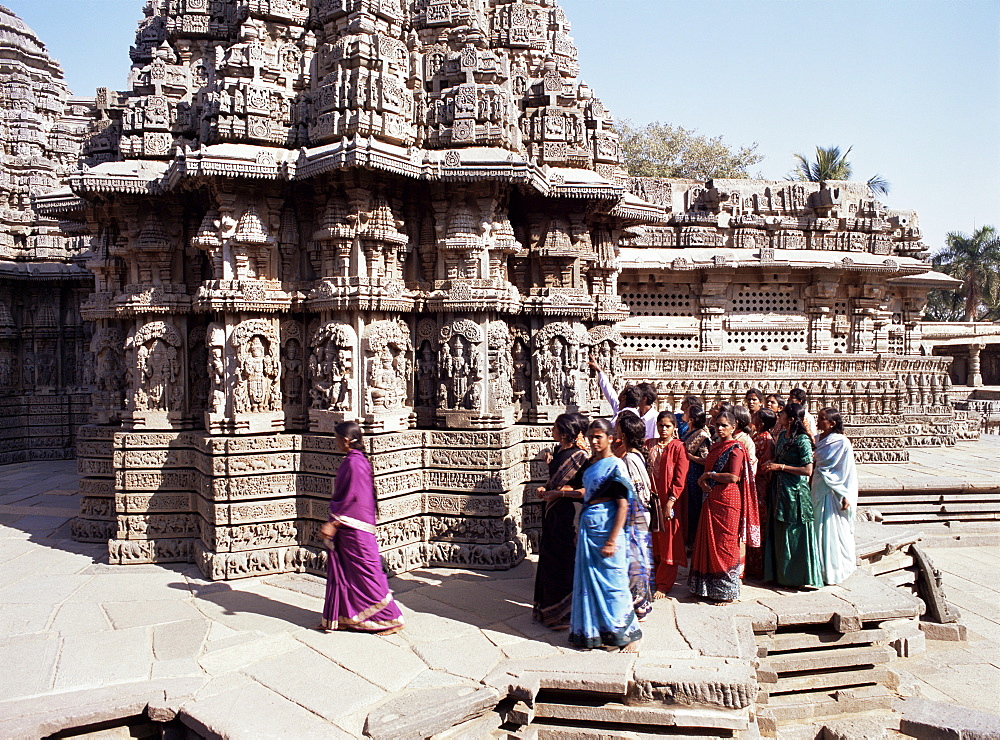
[237, 336, 279, 413]
[209, 346, 225, 413]
[368, 351, 405, 411]
[137, 338, 179, 411]
[416, 341, 436, 407]
[282, 339, 303, 406]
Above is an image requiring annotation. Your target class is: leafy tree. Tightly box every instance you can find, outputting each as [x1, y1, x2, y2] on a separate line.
[930, 225, 1000, 321]
[790, 145, 890, 197]
[923, 288, 966, 322]
[617, 120, 763, 180]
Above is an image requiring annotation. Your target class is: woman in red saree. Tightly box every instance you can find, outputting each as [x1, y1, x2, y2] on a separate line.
[689, 411, 761, 603]
[646, 411, 688, 597]
[317, 421, 404, 634]
[745, 408, 777, 579]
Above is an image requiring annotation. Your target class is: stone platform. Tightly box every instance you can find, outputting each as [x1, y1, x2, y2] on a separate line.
[2, 461, 1000, 739]
[858, 435, 1000, 538]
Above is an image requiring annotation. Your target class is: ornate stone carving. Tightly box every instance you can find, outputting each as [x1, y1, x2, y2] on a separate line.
[308, 321, 356, 414]
[231, 319, 280, 414]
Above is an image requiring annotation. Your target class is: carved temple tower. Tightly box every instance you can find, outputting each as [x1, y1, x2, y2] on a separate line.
[42, 0, 648, 578]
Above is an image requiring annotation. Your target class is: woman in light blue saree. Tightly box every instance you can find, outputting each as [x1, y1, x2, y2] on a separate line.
[811, 408, 858, 585]
[568, 418, 643, 652]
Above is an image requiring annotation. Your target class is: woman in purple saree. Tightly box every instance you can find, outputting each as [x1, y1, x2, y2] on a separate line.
[318, 421, 404, 634]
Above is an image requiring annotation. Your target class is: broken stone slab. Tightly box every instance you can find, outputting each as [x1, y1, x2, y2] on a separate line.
[755, 590, 860, 632]
[726, 600, 779, 634]
[891, 630, 927, 658]
[483, 652, 638, 700]
[428, 709, 505, 740]
[820, 715, 895, 740]
[899, 696, 1000, 740]
[532, 699, 751, 731]
[363, 685, 500, 740]
[833, 572, 923, 622]
[178, 676, 337, 739]
[919, 620, 968, 641]
[0, 678, 208, 739]
[674, 602, 757, 659]
[628, 657, 756, 710]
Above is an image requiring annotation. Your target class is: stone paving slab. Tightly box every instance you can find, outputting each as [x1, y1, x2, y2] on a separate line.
[0, 460, 998, 739]
[858, 436, 1000, 493]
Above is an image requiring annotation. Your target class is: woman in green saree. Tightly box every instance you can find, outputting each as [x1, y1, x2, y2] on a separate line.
[761, 403, 823, 588]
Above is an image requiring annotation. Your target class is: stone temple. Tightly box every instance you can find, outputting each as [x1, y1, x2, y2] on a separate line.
[0, 0, 973, 580]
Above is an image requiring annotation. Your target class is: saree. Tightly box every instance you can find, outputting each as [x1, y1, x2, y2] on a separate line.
[689, 439, 761, 602]
[682, 427, 712, 547]
[622, 451, 654, 619]
[569, 456, 643, 649]
[812, 433, 858, 585]
[647, 438, 688, 593]
[533, 445, 589, 628]
[745, 431, 775, 579]
[322, 449, 404, 632]
[763, 432, 823, 588]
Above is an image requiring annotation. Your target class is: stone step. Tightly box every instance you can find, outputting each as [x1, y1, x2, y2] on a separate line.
[758, 684, 897, 726]
[769, 665, 893, 696]
[758, 627, 889, 655]
[878, 511, 1000, 523]
[860, 502, 1000, 514]
[862, 492, 1000, 505]
[522, 725, 742, 739]
[530, 695, 750, 731]
[764, 645, 896, 675]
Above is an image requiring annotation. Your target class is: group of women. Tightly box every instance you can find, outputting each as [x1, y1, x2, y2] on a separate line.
[311, 391, 858, 651]
[531, 388, 860, 651]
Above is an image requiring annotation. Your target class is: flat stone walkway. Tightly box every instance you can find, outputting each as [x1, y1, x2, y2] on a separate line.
[1, 461, 998, 737]
[858, 435, 1000, 493]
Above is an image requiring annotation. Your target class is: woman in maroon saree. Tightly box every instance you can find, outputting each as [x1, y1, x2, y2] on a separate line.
[689, 411, 761, 603]
[318, 421, 404, 634]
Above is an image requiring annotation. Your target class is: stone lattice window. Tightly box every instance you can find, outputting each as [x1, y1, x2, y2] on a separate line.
[731, 288, 802, 314]
[725, 328, 808, 353]
[622, 334, 700, 352]
[620, 289, 696, 317]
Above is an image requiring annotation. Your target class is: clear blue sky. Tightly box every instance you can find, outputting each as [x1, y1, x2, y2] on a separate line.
[6, 0, 998, 254]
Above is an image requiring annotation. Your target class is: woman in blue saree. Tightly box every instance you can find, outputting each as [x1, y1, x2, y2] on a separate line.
[568, 418, 643, 652]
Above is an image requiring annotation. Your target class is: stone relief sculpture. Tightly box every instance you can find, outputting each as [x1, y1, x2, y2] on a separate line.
[308, 322, 356, 414]
[207, 323, 226, 415]
[280, 320, 305, 411]
[364, 319, 412, 431]
[531, 322, 587, 417]
[91, 328, 125, 416]
[439, 319, 483, 412]
[127, 321, 183, 416]
[487, 321, 514, 413]
[231, 319, 280, 414]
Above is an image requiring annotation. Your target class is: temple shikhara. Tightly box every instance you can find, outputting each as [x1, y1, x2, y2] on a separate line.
[0, 0, 980, 580]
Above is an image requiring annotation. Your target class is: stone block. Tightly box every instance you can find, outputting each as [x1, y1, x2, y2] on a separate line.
[820, 716, 891, 740]
[899, 697, 1000, 740]
[532, 699, 751, 731]
[919, 620, 968, 641]
[891, 630, 927, 657]
[629, 657, 756, 709]
[674, 602, 756, 658]
[363, 685, 500, 740]
[178, 677, 337, 739]
[765, 644, 896, 674]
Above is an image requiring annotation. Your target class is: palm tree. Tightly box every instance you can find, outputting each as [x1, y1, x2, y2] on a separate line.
[933, 226, 1000, 321]
[791, 145, 890, 197]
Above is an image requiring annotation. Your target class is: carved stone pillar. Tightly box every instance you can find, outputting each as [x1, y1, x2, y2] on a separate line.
[968, 343, 984, 387]
[698, 271, 732, 352]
